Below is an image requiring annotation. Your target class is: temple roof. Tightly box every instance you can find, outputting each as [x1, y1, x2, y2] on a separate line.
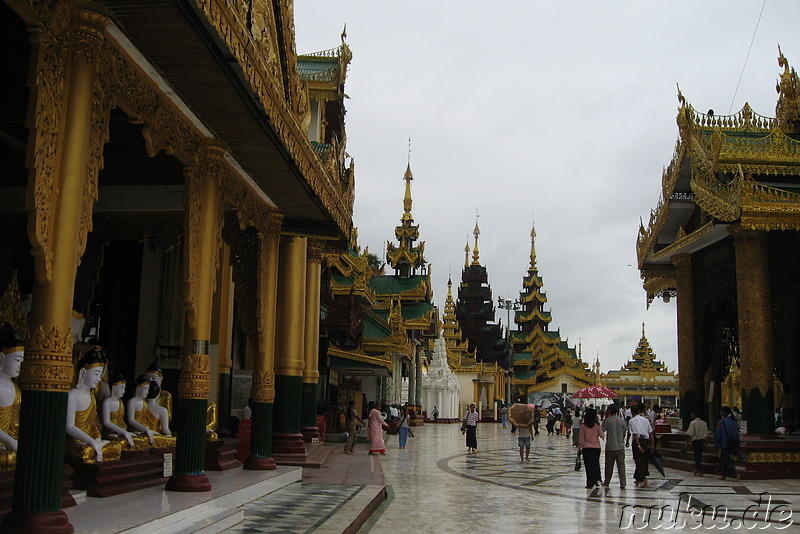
[603, 324, 677, 381]
[637, 52, 800, 301]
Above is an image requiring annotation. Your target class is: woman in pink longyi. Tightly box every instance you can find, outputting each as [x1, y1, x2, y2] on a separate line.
[367, 401, 389, 455]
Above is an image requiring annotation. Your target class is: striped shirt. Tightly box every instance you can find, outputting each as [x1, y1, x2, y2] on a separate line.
[464, 410, 480, 426]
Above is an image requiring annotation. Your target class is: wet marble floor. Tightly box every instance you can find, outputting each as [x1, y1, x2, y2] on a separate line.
[361, 423, 800, 533]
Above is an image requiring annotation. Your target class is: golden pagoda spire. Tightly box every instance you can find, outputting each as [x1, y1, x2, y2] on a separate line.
[402, 162, 414, 222]
[471, 209, 481, 266]
[464, 240, 470, 268]
[529, 221, 538, 271]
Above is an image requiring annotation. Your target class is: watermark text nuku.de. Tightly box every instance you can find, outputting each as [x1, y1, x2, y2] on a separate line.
[619, 492, 794, 530]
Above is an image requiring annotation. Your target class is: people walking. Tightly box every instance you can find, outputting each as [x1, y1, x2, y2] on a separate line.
[571, 408, 581, 447]
[397, 406, 411, 449]
[500, 402, 509, 428]
[629, 404, 654, 487]
[367, 401, 389, 455]
[578, 408, 604, 488]
[686, 409, 709, 476]
[532, 405, 540, 436]
[601, 404, 627, 488]
[343, 400, 364, 454]
[715, 406, 741, 480]
[517, 419, 533, 462]
[463, 403, 480, 453]
[564, 410, 573, 439]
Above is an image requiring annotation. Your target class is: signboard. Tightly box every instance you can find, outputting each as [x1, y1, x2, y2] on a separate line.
[163, 453, 173, 477]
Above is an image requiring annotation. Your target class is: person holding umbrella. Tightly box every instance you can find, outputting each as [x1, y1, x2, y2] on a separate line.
[508, 403, 536, 461]
[578, 408, 604, 488]
[629, 404, 655, 487]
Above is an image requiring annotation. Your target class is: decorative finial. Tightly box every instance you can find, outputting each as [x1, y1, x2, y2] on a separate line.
[642, 322, 646, 337]
[464, 241, 470, 268]
[341, 24, 347, 42]
[471, 209, 481, 265]
[529, 220, 537, 271]
[402, 155, 414, 220]
[677, 83, 685, 107]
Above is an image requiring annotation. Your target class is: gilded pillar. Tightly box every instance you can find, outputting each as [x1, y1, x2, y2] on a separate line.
[414, 343, 423, 409]
[5, 9, 108, 534]
[166, 144, 224, 492]
[272, 236, 307, 455]
[673, 254, 702, 429]
[246, 213, 282, 469]
[300, 240, 323, 442]
[213, 243, 234, 431]
[731, 227, 774, 434]
[407, 354, 416, 406]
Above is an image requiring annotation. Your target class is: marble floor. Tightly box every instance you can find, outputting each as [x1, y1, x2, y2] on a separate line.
[360, 423, 800, 533]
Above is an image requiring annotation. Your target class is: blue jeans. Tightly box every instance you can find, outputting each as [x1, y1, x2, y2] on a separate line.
[398, 426, 409, 448]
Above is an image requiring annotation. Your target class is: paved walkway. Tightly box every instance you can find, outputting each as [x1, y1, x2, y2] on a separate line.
[68, 423, 800, 532]
[359, 423, 800, 533]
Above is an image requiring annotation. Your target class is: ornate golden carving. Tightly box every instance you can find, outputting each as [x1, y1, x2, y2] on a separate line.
[250, 370, 275, 403]
[190, 0, 352, 236]
[307, 239, 325, 264]
[177, 353, 211, 399]
[18, 325, 73, 392]
[746, 451, 800, 463]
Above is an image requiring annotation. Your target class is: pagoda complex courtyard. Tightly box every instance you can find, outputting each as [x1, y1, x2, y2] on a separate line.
[0, 0, 799, 530]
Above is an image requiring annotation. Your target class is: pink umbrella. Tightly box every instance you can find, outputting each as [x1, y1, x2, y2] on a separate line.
[571, 386, 619, 399]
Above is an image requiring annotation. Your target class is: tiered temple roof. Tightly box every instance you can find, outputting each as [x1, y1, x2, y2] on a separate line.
[455, 218, 504, 364]
[637, 50, 800, 301]
[442, 278, 477, 370]
[510, 225, 595, 391]
[602, 324, 678, 398]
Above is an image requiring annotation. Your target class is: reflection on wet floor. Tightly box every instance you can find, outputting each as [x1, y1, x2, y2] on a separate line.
[366, 423, 800, 533]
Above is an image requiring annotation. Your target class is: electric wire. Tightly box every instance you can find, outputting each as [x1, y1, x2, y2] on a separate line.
[728, 0, 768, 114]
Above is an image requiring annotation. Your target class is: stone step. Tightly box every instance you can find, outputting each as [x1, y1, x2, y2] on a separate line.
[151, 506, 244, 534]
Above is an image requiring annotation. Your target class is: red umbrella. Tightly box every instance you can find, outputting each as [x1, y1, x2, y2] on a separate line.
[571, 386, 619, 399]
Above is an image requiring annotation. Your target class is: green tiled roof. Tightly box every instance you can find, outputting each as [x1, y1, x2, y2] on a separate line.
[332, 274, 354, 287]
[298, 59, 336, 80]
[370, 275, 426, 295]
[363, 312, 390, 339]
[401, 302, 433, 321]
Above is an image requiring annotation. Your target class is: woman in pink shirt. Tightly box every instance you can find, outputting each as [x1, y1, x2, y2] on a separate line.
[578, 408, 605, 488]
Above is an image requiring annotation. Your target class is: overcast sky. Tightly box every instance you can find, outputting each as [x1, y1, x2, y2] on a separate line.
[294, 1, 799, 374]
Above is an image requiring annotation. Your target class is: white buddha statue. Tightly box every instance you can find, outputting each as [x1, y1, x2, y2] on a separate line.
[0, 324, 23, 470]
[144, 363, 172, 421]
[100, 374, 135, 448]
[65, 348, 122, 462]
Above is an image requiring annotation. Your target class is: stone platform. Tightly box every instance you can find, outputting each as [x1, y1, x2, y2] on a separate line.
[656, 430, 800, 479]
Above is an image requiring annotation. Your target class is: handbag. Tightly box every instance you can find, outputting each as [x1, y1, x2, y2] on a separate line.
[409, 429, 415, 438]
[574, 451, 582, 471]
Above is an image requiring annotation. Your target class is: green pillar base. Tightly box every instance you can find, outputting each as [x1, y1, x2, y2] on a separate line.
[273, 375, 304, 454]
[169, 398, 210, 492]
[300, 382, 319, 442]
[245, 402, 276, 470]
[742, 386, 774, 435]
[12, 391, 68, 514]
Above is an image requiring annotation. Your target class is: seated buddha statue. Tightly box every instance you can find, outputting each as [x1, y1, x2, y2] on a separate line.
[144, 363, 172, 421]
[0, 324, 24, 470]
[127, 376, 176, 448]
[100, 374, 143, 449]
[65, 347, 122, 463]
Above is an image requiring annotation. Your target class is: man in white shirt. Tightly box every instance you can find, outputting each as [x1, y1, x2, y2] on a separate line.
[629, 404, 655, 488]
[685, 409, 709, 476]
